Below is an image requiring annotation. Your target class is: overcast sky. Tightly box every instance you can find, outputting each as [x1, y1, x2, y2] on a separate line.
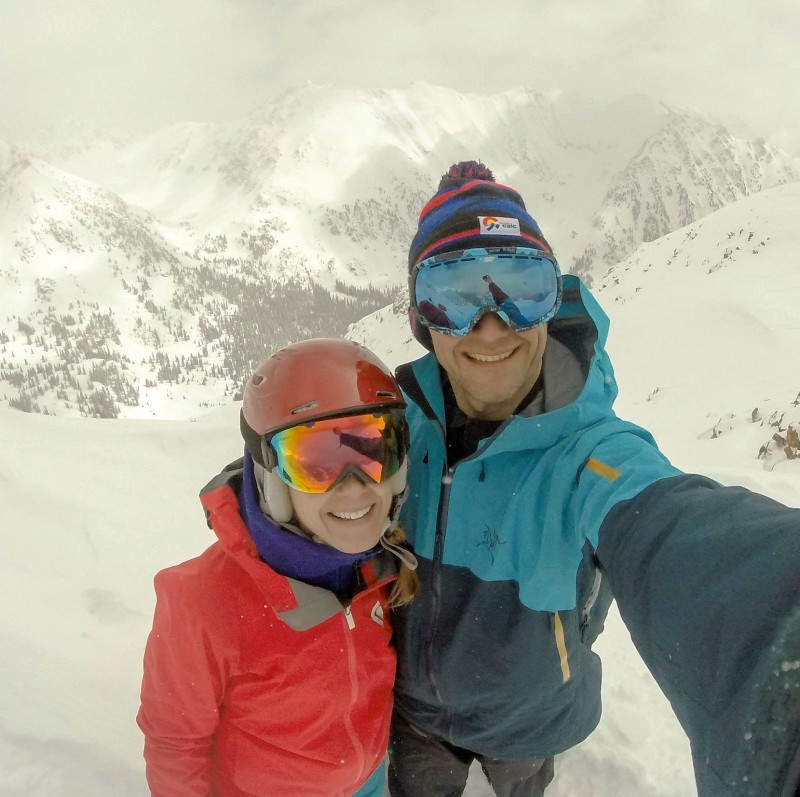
[1, 0, 799, 150]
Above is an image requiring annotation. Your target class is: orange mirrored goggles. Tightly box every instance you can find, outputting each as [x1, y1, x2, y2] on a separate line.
[265, 410, 409, 493]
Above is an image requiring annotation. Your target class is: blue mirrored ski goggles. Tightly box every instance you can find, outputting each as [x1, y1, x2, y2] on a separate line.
[410, 247, 562, 336]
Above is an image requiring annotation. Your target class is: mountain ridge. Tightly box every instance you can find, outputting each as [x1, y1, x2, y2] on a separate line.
[2, 84, 798, 418]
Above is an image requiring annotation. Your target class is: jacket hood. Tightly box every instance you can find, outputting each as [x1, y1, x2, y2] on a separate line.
[399, 275, 619, 450]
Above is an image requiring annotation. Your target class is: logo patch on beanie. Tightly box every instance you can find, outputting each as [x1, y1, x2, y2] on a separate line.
[479, 216, 521, 236]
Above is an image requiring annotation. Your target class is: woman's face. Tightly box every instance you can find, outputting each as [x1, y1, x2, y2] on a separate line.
[290, 473, 394, 554]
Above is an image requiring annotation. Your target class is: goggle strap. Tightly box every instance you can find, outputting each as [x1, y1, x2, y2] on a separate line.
[260, 436, 277, 471]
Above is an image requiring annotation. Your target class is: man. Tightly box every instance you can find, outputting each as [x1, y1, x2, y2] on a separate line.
[388, 161, 800, 796]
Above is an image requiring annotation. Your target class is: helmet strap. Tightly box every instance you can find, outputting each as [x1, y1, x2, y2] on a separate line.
[379, 525, 418, 571]
[388, 457, 408, 496]
[385, 462, 409, 535]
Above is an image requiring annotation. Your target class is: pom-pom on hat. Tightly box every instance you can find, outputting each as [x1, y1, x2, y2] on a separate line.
[407, 160, 552, 271]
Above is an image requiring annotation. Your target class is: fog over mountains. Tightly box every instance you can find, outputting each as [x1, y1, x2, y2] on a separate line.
[1, 83, 798, 418]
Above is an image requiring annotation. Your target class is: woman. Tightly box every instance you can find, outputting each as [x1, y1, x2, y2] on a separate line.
[138, 338, 418, 797]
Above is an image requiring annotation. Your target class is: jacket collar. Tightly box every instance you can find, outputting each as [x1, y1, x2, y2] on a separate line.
[199, 462, 397, 630]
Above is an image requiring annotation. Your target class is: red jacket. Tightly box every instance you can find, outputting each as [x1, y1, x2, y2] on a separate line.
[137, 467, 398, 797]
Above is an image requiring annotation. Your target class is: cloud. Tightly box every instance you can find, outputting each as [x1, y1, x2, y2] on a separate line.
[1, 0, 798, 147]
[0, 0, 272, 136]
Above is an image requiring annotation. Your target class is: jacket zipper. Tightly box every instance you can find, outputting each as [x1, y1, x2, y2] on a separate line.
[341, 605, 365, 783]
[412, 377, 513, 738]
[424, 464, 454, 710]
[421, 416, 511, 732]
[579, 569, 603, 640]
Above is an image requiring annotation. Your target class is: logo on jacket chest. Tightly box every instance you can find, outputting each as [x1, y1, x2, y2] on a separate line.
[370, 601, 385, 627]
[477, 525, 507, 565]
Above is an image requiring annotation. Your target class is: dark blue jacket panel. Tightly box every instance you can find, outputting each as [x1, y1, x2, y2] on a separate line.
[599, 475, 800, 796]
[392, 553, 606, 758]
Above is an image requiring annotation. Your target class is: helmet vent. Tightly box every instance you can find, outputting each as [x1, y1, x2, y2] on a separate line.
[376, 391, 397, 399]
[291, 401, 319, 415]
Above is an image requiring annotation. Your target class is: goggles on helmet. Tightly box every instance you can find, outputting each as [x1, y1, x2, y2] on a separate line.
[263, 409, 409, 494]
[410, 247, 562, 336]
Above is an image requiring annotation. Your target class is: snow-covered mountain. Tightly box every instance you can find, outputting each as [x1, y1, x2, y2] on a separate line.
[29, 84, 799, 280]
[3, 83, 798, 418]
[0, 140, 192, 417]
[573, 112, 800, 276]
[0, 138, 394, 418]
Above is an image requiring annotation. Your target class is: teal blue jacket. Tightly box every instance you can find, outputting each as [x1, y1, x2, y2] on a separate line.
[394, 276, 800, 795]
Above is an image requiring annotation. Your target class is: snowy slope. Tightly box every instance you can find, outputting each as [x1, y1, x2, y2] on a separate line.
[0, 140, 186, 297]
[0, 406, 697, 797]
[572, 112, 800, 279]
[0, 140, 235, 418]
[600, 179, 800, 473]
[0, 137, 397, 419]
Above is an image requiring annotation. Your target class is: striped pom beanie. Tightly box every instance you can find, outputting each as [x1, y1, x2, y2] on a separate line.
[407, 161, 553, 271]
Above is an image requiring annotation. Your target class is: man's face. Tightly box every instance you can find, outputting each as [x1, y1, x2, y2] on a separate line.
[430, 312, 547, 421]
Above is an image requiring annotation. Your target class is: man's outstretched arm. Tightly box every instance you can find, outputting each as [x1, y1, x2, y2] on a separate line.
[596, 473, 800, 797]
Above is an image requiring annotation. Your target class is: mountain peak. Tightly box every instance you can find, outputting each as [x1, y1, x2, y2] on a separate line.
[3, 84, 798, 418]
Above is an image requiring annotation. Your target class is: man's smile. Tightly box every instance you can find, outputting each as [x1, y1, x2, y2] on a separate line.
[465, 350, 515, 363]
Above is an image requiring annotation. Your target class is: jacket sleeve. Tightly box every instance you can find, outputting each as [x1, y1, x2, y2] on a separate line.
[137, 566, 228, 797]
[591, 467, 800, 796]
